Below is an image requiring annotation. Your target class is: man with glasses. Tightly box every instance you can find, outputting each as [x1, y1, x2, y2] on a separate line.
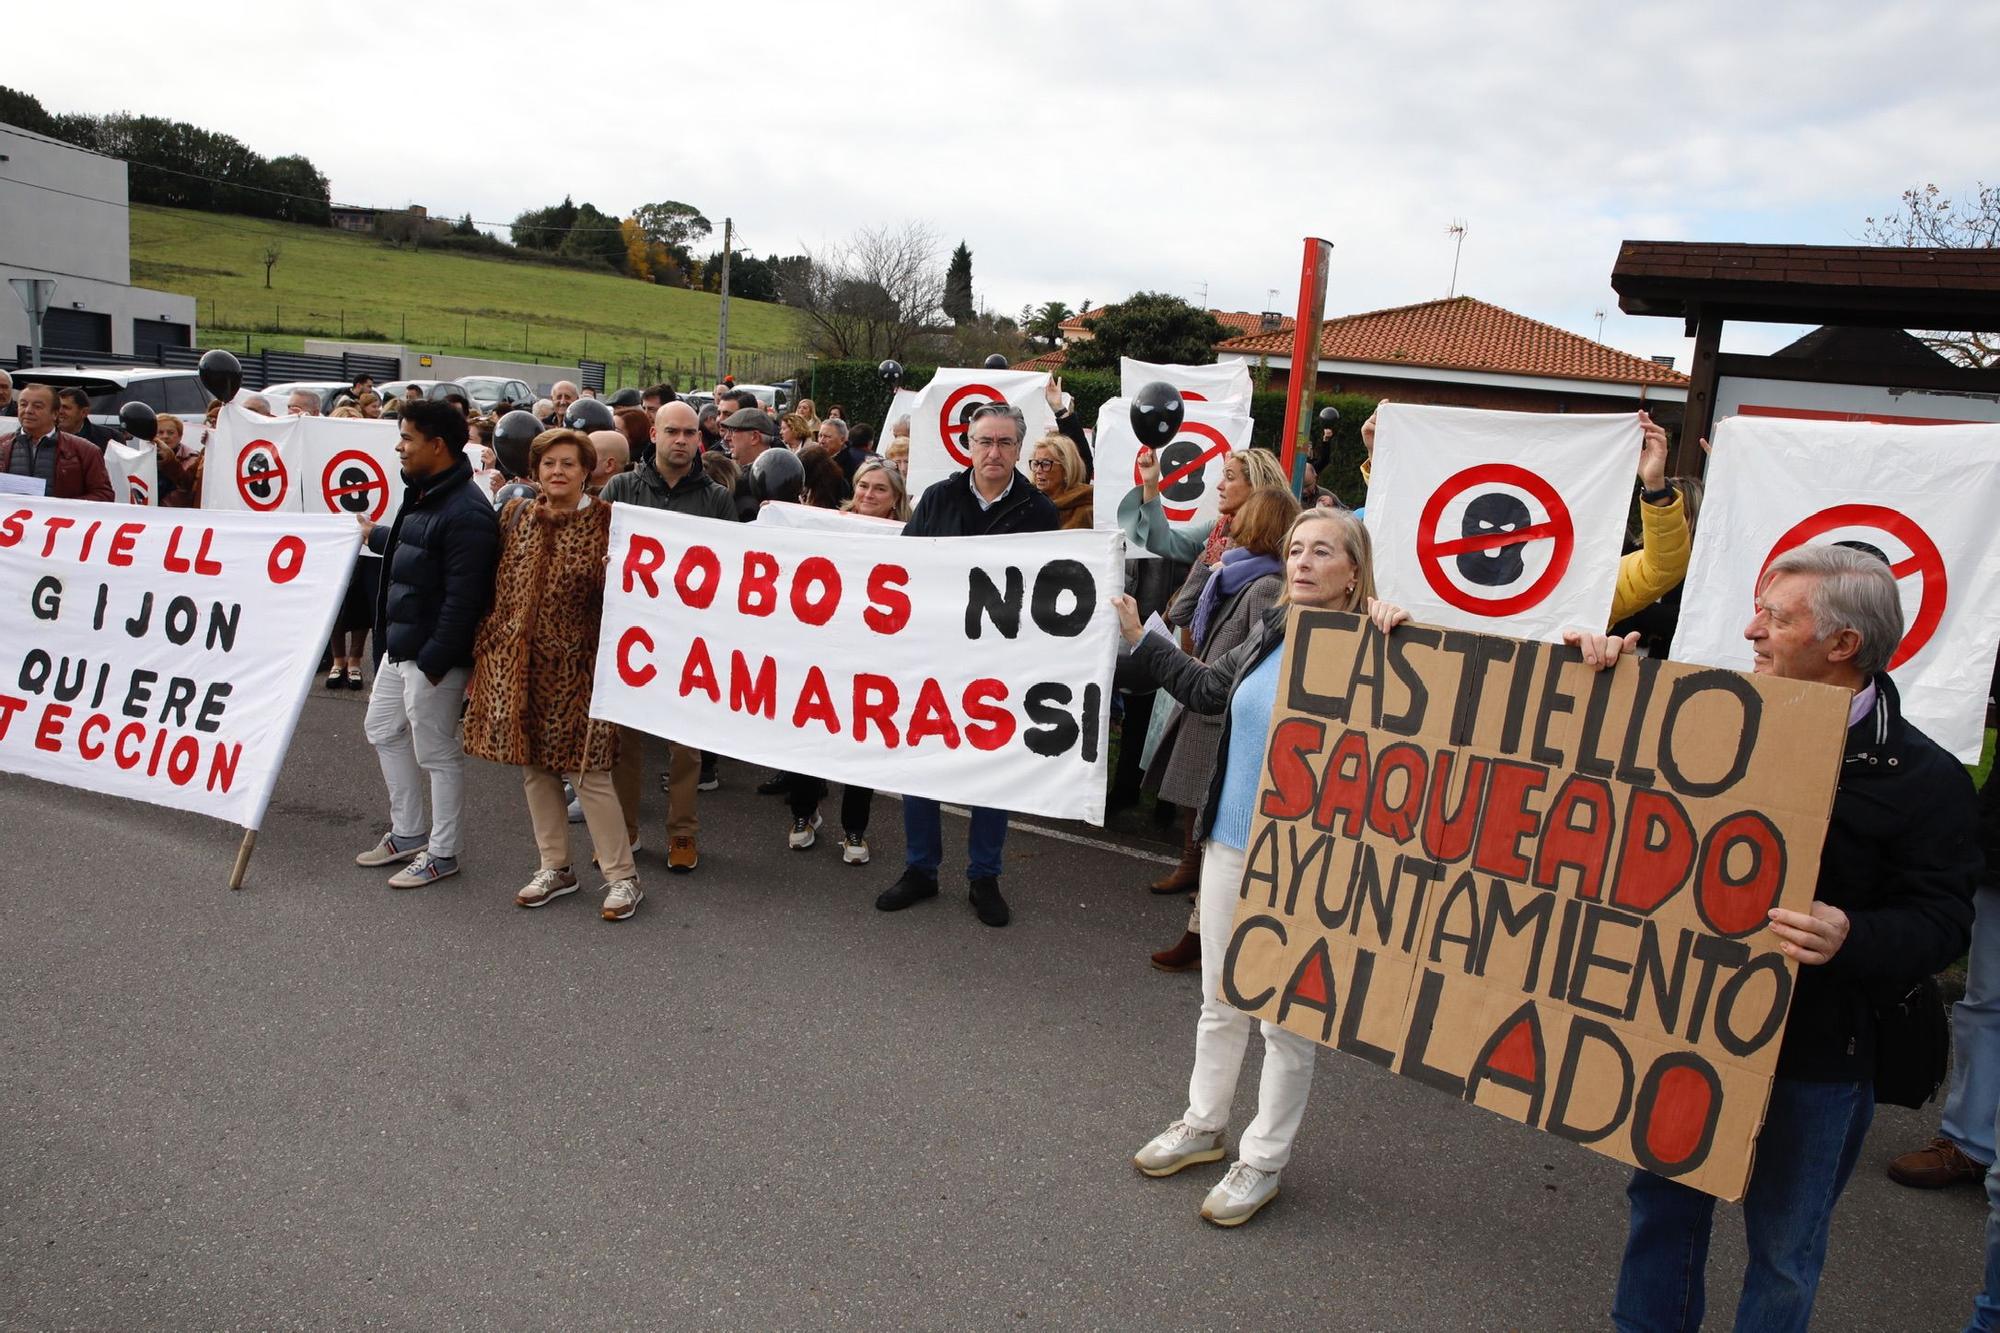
[876, 401, 1059, 928]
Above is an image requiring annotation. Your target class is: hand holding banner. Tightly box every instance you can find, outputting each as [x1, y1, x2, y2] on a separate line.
[1093, 397, 1254, 558]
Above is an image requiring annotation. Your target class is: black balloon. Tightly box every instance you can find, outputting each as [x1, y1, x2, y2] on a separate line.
[197, 348, 243, 403]
[493, 410, 542, 479]
[751, 446, 804, 504]
[982, 353, 1009, 370]
[494, 481, 540, 505]
[119, 401, 159, 441]
[1128, 381, 1185, 450]
[877, 359, 903, 385]
[1317, 405, 1342, 428]
[565, 397, 615, 432]
[608, 387, 643, 408]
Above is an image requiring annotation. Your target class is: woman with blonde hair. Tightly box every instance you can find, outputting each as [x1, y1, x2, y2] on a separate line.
[781, 412, 815, 450]
[1028, 432, 1092, 530]
[841, 457, 909, 523]
[1114, 507, 1407, 1227]
[1119, 444, 1290, 565]
[881, 435, 910, 480]
[463, 428, 640, 922]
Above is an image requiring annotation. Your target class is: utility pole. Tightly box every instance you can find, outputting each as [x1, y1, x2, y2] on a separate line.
[715, 216, 733, 380]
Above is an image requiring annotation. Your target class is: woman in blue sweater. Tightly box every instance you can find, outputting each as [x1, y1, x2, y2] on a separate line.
[1113, 507, 1407, 1227]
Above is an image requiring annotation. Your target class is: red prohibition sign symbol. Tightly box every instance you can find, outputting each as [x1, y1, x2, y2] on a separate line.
[127, 476, 150, 506]
[1415, 463, 1576, 617]
[1761, 503, 1946, 671]
[939, 382, 1004, 466]
[1137, 422, 1235, 522]
[236, 439, 289, 512]
[321, 448, 393, 522]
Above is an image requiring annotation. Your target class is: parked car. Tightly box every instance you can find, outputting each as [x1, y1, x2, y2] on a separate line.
[380, 380, 475, 409]
[258, 380, 356, 414]
[14, 366, 212, 432]
[455, 376, 536, 412]
[734, 383, 789, 413]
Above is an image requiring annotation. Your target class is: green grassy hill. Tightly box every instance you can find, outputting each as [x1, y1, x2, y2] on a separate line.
[130, 206, 805, 387]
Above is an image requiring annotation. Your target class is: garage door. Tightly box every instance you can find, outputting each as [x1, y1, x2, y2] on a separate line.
[134, 318, 191, 357]
[41, 308, 112, 355]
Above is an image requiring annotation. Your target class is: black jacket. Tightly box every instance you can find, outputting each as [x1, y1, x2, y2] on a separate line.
[600, 459, 736, 521]
[1777, 671, 1981, 1081]
[368, 453, 501, 676]
[904, 468, 1059, 537]
[1054, 410, 1094, 479]
[1128, 605, 1287, 842]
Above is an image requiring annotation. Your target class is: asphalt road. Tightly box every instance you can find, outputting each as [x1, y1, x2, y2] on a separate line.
[1, 688, 1989, 1331]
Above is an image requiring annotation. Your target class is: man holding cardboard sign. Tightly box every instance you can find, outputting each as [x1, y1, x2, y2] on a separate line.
[1609, 544, 1980, 1332]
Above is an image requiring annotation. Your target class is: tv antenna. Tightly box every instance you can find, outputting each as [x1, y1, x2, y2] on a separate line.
[1446, 220, 1468, 297]
[1594, 308, 1607, 341]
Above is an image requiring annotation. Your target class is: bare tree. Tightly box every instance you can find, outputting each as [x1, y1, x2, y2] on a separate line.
[1863, 183, 1999, 367]
[781, 222, 948, 360]
[260, 241, 282, 289]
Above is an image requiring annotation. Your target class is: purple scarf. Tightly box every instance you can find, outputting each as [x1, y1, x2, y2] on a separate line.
[1191, 547, 1282, 651]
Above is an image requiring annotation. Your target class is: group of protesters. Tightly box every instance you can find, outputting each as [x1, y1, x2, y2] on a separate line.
[6, 356, 1999, 1327]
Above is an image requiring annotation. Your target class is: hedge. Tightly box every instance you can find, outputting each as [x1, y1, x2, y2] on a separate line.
[809, 361, 1377, 506]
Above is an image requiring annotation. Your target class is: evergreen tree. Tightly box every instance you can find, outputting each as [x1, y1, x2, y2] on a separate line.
[942, 241, 975, 324]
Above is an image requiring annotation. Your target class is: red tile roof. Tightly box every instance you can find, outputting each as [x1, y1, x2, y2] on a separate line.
[1215, 295, 1688, 388]
[1058, 307, 1294, 338]
[1011, 349, 1068, 371]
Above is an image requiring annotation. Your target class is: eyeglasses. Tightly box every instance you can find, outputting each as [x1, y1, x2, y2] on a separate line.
[967, 437, 1020, 453]
[1027, 457, 1058, 470]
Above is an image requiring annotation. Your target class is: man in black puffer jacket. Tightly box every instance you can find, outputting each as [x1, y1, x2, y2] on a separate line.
[877, 402, 1058, 930]
[353, 399, 501, 890]
[1610, 543, 1980, 1332]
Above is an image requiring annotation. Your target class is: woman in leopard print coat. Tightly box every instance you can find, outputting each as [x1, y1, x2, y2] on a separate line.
[464, 428, 642, 920]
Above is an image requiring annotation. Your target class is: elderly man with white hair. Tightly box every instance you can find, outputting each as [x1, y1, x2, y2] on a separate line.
[287, 388, 321, 417]
[546, 381, 579, 425]
[0, 367, 15, 417]
[1572, 543, 1981, 1333]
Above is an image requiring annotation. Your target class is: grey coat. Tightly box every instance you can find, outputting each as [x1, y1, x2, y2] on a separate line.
[1143, 562, 1282, 808]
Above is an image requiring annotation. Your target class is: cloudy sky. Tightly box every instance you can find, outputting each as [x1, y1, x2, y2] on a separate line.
[12, 0, 1992, 362]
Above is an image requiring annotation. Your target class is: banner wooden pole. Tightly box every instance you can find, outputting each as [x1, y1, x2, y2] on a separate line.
[1279, 237, 1334, 496]
[228, 829, 258, 891]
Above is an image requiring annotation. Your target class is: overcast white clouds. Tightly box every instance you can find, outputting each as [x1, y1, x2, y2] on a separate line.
[12, 0, 1993, 360]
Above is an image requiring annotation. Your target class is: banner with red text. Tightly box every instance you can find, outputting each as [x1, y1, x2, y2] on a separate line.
[0, 498, 360, 827]
[591, 509, 1122, 823]
[905, 369, 1054, 499]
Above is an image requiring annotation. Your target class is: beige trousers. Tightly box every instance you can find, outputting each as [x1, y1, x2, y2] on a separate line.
[522, 765, 634, 883]
[612, 726, 699, 844]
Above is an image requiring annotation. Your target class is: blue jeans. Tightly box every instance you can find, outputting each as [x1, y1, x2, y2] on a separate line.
[1944, 885, 2000, 1164]
[1968, 1097, 2000, 1331]
[902, 797, 1007, 880]
[1612, 1077, 1875, 1333]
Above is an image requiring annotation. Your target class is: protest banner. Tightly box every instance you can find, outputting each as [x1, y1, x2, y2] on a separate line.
[1671, 415, 2000, 761]
[1119, 357, 1253, 411]
[105, 440, 159, 506]
[1227, 607, 1849, 1199]
[201, 405, 403, 521]
[752, 501, 903, 536]
[884, 387, 920, 436]
[904, 368, 1054, 498]
[591, 509, 1122, 822]
[1092, 397, 1255, 558]
[1364, 404, 1638, 641]
[0, 498, 360, 849]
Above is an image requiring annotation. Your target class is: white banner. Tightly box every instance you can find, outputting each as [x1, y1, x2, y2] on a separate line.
[1092, 397, 1255, 559]
[753, 500, 903, 536]
[591, 509, 1122, 823]
[106, 440, 158, 506]
[1120, 357, 1253, 411]
[905, 368, 1054, 499]
[1364, 403, 1638, 642]
[883, 387, 920, 436]
[1671, 415, 2000, 761]
[202, 405, 404, 522]
[0, 498, 360, 827]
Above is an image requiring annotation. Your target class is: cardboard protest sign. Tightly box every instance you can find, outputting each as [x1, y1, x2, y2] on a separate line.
[201, 405, 404, 522]
[0, 498, 360, 828]
[592, 509, 1122, 823]
[1227, 608, 1848, 1200]
[1671, 415, 2000, 762]
[1092, 397, 1255, 559]
[1120, 357, 1253, 411]
[1364, 404, 1638, 641]
[105, 440, 158, 506]
[904, 369, 1054, 499]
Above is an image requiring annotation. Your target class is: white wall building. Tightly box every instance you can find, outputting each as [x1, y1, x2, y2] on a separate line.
[0, 122, 198, 362]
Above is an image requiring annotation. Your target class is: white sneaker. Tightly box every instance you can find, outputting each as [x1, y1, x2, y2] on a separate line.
[788, 811, 823, 850]
[1200, 1161, 1280, 1227]
[516, 866, 578, 908]
[564, 785, 583, 823]
[600, 878, 643, 921]
[841, 831, 870, 865]
[1133, 1120, 1227, 1178]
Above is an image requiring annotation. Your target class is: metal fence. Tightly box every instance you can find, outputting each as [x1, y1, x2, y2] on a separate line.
[14, 343, 400, 391]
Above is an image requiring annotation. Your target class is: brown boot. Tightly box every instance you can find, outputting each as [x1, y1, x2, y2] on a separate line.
[1150, 930, 1201, 972]
[1887, 1136, 1987, 1188]
[1150, 811, 1202, 894]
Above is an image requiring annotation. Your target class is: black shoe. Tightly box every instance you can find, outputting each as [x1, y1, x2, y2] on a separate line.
[697, 762, 720, 793]
[756, 772, 788, 796]
[968, 876, 1010, 928]
[875, 867, 939, 912]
